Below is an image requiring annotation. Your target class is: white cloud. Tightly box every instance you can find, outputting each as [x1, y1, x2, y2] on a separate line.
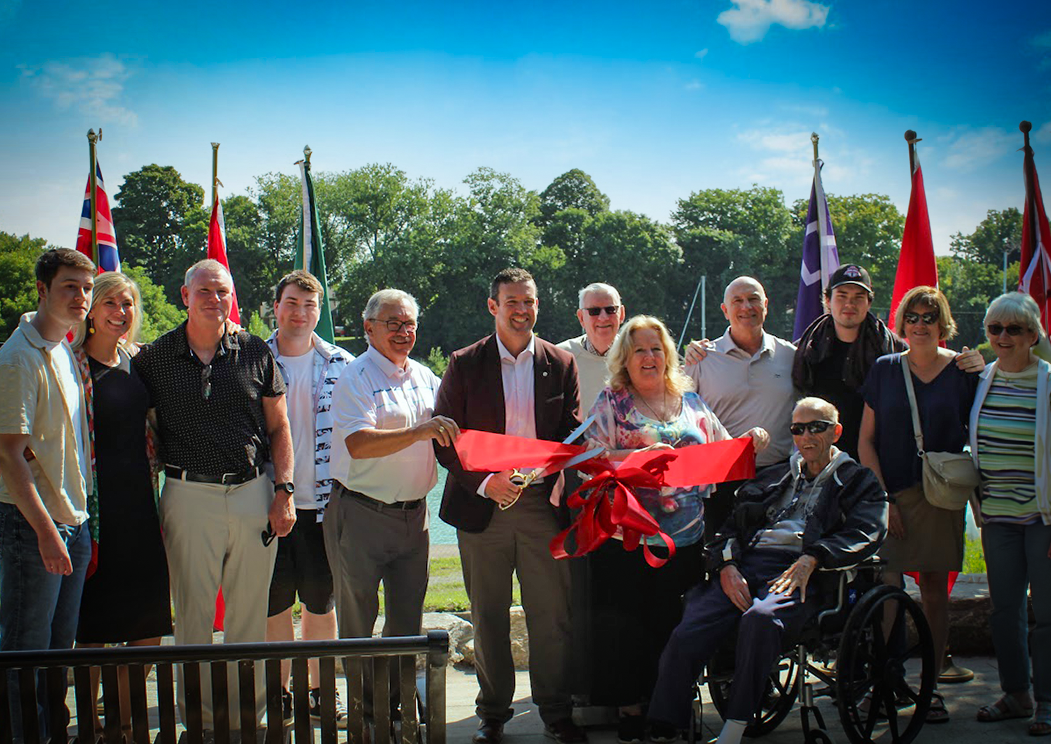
[19, 53, 138, 126]
[716, 0, 829, 44]
[684, 79, 705, 91]
[737, 127, 815, 153]
[1033, 121, 1051, 144]
[940, 127, 1017, 171]
[694, 48, 709, 59]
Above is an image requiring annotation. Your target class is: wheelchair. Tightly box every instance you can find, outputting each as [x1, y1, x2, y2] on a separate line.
[688, 559, 936, 744]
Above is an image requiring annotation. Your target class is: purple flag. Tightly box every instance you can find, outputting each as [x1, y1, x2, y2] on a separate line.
[793, 159, 839, 341]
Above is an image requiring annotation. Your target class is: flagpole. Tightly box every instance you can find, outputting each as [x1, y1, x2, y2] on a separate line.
[905, 129, 921, 175]
[1020, 121, 1039, 269]
[211, 142, 220, 207]
[87, 129, 99, 267]
[811, 132, 820, 163]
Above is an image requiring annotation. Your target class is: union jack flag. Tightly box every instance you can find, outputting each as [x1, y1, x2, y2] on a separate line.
[75, 162, 120, 272]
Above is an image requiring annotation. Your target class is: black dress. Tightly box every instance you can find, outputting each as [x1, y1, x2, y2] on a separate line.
[76, 352, 172, 643]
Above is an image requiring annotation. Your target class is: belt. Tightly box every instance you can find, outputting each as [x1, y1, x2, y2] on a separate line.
[337, 484, 423, 511]
[164, 465, 264, 486]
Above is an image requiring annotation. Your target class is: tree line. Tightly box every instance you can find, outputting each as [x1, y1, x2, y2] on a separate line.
[1, 165, 1023, 355]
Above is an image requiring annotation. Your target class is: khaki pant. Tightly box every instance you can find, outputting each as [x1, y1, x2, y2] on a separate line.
[457, 490, 572, 725]
[160, 474, 277, 728]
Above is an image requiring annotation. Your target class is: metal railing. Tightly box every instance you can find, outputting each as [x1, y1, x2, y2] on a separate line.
[0, 631, 449, 744]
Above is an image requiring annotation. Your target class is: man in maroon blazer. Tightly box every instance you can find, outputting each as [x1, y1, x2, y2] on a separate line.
[434, 268, 585, 744]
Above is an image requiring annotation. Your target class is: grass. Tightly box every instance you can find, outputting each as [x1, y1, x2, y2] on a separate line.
[291, 553, 519, 618]
[962, 534, 987, 574]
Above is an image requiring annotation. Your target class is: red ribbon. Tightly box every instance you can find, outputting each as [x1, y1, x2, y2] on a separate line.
[453, 431, 756, 568]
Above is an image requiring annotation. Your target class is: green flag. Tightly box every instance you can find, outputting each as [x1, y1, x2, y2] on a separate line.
[295, 157, 335, 343]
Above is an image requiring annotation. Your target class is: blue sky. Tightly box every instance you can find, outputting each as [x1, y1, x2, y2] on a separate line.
[2, 0, 1050, 258]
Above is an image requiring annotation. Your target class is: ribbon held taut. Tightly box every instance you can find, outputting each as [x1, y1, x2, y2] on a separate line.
[452, 431, 756, 567]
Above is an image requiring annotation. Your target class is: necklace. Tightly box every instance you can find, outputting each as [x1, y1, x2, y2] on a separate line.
[634, 386, 670, 422]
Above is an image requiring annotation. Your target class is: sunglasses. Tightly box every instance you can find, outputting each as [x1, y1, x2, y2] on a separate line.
[789, 420, 836, 436]
[201, 364, 212, 400]
[261, 522, 276, 547]
[903, 311, 940, 325]
[987, 323, 1027, 337]
[585, 306, 620, 317]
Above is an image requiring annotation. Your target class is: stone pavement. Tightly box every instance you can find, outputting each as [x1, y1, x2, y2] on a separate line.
[445, 657, 1037, 744]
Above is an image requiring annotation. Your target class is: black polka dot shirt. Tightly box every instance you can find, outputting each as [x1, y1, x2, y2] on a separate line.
[134, 323, 287, 477]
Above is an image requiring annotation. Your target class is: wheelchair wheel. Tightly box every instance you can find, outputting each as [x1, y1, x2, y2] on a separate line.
[707, 651, 799, 737]
[835, 584, 935, 744]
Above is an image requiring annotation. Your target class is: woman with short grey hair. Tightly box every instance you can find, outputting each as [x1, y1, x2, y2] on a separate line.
[970, 292, 1051, 736]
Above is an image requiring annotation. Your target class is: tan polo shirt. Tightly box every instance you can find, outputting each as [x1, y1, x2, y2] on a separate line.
[0, 313, 91, 525]
[686, 329, 799, 466]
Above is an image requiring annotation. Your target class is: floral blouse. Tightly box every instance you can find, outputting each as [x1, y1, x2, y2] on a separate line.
[583, 387, 731, 547]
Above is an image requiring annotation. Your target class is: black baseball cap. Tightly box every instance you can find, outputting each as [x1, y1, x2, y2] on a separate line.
[829, 264, 872, 292]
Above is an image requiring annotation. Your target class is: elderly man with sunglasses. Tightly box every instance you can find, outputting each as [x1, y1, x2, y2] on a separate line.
[648, 397, 887, 744]
[133, 258, 294, 727]
[557, 283, 626, 411]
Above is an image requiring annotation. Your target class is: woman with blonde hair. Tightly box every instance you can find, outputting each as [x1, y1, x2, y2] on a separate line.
[858, 286, 979, 724]
[73, 271, 171, 737]
[579, 315, 768, 744]
[969, 292, 1051, 736]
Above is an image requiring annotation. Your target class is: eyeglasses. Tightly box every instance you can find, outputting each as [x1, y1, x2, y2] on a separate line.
[585, 306, 620, 317]
[201, 364, 212, 400]
[261, 523, 276, 547]
[903, 311, 940, 326]
[789, 420, 836, 436]
[369, 318, 418, 333]
[987, 323, 1027, 337]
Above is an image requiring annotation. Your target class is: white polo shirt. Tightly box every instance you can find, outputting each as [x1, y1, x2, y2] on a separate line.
[331, 345, 441, 503]
[685, 329, 798, 466]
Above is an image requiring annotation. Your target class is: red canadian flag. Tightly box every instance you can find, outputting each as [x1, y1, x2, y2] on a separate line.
[1019, 121, 1051, 330]
[889, 132, 938, 325]
[207, 187, 241, 324]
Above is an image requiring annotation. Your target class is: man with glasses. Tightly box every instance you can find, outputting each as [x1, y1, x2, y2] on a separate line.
[133, 258, 294, 726]
[263, 270, 354, 724]
[557, 283, 625, 412]
[327, 289, 455, 723]
[648, 397, 887, 744]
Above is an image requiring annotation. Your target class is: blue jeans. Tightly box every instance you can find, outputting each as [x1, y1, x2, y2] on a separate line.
[982, 520, 1051, 704]
[0, 502, 91, 741]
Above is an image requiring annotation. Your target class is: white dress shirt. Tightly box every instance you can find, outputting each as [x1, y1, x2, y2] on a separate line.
[477, 334, 538, 496]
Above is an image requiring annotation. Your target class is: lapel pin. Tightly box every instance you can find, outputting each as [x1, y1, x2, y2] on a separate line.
[543, 371, 549, 377]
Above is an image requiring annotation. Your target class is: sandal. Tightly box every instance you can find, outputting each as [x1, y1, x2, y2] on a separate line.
[1031, 703, 1051, 737]
[977, 694, 1033, 722]
[927, 691, 949, 724]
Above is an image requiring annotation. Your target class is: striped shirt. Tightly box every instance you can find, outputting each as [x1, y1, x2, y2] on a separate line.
[976, 363, 1040, 524]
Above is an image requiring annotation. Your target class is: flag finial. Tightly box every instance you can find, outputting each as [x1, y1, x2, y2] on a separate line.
[87, 129, 99, 144]
[811, 132, 819, 162]
[904, 130, 919, 143]
[304, 145, 312, 165]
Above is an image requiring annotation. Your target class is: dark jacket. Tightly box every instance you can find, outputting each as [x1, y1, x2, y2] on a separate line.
[708, 456, 888, 574]
[792, 312, 906, 392]
[433, 334, 581, 533]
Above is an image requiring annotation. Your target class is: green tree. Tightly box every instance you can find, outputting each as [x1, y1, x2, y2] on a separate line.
[950, 208, 1023, 265]
[123, 265, 185, 343]
[537, 169, 610, 227]
[792, 194, 905, 309]
[111, 165, 208, 304]
[0, 232, 48, 341]
[672, 186, 796, 340]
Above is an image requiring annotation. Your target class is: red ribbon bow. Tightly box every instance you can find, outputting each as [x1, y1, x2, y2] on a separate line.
[453, 431, 756, 568]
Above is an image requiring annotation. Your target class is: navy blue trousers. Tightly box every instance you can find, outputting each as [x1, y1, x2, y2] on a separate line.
[648, 549, 822, 727]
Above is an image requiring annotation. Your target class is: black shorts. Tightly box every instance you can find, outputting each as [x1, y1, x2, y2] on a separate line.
[267, 509, 335, 616]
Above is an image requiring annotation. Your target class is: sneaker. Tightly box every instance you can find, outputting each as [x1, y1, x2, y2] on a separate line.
[617, 715, 646, 744]
[648, 720, 679, 744]
[281, 688, 293, 724]
[309, 687, 348, 729]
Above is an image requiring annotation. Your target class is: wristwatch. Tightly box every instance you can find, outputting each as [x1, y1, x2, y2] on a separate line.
[275, 482, 295, 496]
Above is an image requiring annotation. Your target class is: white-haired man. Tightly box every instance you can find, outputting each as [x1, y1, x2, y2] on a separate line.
[327, 288, 458, 721]
[557, 282, 625, 411]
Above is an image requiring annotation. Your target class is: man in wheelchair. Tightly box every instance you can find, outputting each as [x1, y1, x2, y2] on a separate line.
[648, 397, 888, 744]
